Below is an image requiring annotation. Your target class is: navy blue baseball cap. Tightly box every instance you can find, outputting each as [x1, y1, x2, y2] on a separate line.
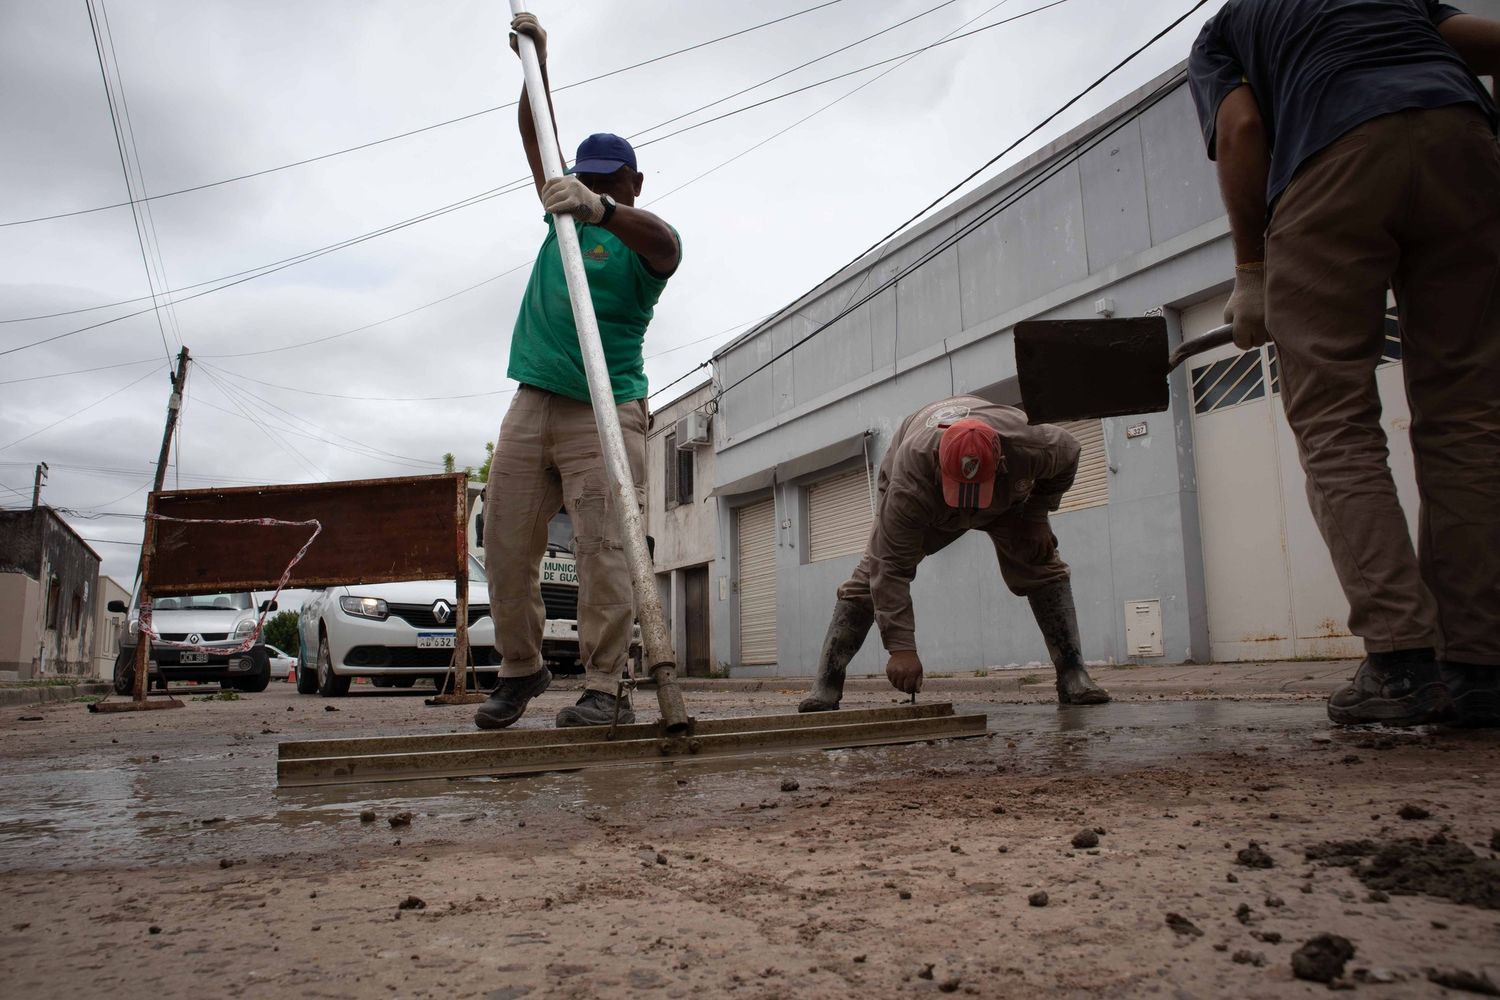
[572, 133, 637, 174]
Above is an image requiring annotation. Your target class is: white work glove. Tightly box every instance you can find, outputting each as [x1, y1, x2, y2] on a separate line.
[541, 175, 604, 224]
[1224, 262, 1268, 349]
[509, 12, 547, 63]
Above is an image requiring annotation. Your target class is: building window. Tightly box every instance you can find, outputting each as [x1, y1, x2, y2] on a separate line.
[70, 589, 84, 636]
[665, 431, 679, 509]
[676, 445, 695, 506]
[665, 432, 695, 509]
[45, 577, 62, 631]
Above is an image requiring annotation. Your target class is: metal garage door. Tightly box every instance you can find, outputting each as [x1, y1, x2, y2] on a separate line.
[736, 497, 778, 665]
[1184, 296, 1414, 660]
[807, 468, 873, 562]
[1055, 419, 1108, 513]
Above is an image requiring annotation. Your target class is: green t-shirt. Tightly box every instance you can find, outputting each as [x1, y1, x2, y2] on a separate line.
[507, 215, 678, 404]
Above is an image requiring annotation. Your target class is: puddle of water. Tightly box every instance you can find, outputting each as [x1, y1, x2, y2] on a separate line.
[0, 700, 1342, 872]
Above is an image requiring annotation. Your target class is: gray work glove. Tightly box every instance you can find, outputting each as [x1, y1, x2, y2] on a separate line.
[1223, 262, 1268, 349]
[509, 12, 547, 63]
[541, 175, 604, 223]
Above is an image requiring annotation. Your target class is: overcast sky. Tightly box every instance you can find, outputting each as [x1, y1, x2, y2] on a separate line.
[0, 0, 1222, 591]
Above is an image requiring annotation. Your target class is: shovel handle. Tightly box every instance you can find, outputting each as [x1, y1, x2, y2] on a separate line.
[1166, 324, 1235, 371]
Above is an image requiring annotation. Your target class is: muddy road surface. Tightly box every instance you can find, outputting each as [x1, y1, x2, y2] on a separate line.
[2, 672, 1497, 998]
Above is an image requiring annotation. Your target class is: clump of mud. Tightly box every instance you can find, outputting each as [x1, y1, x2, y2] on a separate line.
[1306, 838, 1500, 909]
[1291, 934, 1354, 983]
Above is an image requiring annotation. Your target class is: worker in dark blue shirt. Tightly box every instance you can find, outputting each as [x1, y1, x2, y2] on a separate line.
[1189, 1, 1500, 728]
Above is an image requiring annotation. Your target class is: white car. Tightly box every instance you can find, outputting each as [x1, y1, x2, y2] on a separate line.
[109, 590, 275, 693]
[296, 556, 495, 697]
[264, 644, 296, 681]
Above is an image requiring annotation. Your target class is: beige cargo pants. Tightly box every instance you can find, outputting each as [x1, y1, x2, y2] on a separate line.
[483, 386, 648, 694]
[1265, 105, 1500, 666]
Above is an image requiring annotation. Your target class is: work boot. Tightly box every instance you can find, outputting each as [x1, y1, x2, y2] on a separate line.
[473, 667, 551, 730]
[1439, 661, 1500, 728]
[556, 689, 636, 728]
[1026, 580, 1110, 706]
[798, 598, 876, 712]
[1326, 649, 1449, 727]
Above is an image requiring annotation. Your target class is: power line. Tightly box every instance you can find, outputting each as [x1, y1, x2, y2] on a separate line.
[1, 0, 1030, 332]
[0, 365, 164, 454]
[0, 460, 265, 487]
[716, 1, 1211, 397]
[191, 369, 441, 468]
[0, 357, 159, 386]
[196, 365, 327, 480]
[719, 70, 1192, 404]
[85, 0, 175, 367]
[0, 1, 847, 229]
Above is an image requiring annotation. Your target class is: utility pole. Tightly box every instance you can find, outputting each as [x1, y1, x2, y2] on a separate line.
[131, 347, 190, 590]
[151, 347, 190, 495]
[31, 462, 47, 508]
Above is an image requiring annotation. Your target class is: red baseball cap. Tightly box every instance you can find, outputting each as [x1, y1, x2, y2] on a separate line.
[938, 419, 1001, 509]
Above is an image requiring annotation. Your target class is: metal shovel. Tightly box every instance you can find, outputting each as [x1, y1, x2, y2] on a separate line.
[1013, 317, 1236, 424]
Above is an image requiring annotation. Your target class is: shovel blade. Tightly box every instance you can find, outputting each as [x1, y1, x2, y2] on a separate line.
[1015, 317, 1171, 424]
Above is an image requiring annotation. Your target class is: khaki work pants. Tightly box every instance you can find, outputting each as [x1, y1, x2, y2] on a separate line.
[483, 386, 648, 694]
[836, 513, 1070, 652]
[1265, 105, 1500, 665]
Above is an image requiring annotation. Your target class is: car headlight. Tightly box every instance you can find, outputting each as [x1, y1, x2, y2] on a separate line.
[340, 596, 390, 621]
[234, 618, 257, 638]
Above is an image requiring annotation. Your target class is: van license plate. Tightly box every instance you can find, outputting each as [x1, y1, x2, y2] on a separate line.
[180, 652, 208, 664]
[416, 633, 454, 649]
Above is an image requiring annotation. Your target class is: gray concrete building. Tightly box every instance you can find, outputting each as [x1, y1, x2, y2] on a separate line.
[646, 380, 717, 675]
[702, 46, 1497, 677]
[0, 507, 102, 679]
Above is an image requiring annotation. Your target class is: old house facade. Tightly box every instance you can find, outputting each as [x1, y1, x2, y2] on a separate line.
[0, 507, 102, 678]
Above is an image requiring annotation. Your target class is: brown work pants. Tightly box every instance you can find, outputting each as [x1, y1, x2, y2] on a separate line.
[836, 514, 1070, 653]
[1265, 105, 1500, 665]
[483, 386, 648, 694]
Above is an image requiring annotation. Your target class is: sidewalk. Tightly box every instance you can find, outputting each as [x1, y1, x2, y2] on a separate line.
[0, 681, 112, 708]
[666, 658, 1359, 698]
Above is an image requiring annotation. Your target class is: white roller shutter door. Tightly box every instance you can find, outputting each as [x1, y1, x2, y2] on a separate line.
[736, 498, 778, 665]
[807, 468, 873, 562]
[1055, 419, 1109, 513]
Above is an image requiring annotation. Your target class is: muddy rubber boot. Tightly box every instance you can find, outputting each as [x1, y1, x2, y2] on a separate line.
[1026, 580, 1110, 706]
[798, 599, 875, 713]
[1327, 649, 1449, 727]
[1440, 661, 1500, 728]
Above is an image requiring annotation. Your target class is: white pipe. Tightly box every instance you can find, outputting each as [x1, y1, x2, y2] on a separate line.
[508, 0, 687, 732]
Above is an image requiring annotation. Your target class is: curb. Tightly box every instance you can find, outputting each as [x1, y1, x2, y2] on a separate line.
[0, 683, 113, 708]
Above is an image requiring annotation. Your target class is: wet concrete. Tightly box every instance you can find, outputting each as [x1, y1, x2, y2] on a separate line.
[0, 697, 1372, 872]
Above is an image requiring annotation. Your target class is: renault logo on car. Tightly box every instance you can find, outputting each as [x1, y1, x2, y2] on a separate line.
[187, 633, 201, 645]
[431, 600, 452, 625]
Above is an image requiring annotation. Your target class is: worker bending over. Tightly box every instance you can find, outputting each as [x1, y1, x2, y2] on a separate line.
[799, 396, 1110, 712]
[477, 13, 682, 731]
[1189, 0, 1500, 726]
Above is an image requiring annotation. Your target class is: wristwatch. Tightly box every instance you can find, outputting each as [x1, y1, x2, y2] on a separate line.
[597, 193, 617, 227]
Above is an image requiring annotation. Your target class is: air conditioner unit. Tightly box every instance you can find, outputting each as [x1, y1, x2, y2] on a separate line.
[674, 411, 711, 449]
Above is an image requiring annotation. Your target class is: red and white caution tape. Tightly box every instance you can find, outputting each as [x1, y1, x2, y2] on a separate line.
[138, 515, 321, 654]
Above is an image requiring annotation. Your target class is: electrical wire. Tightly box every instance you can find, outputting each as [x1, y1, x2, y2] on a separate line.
[190, 371, 441, 468]
[196, 366, 327, 480]
[0, 0, 847, 230]
[0, 461, 265, 487]
[720, 72, 1189, 403]
[85, 0, 175, 367]
[714, 1, 1211, 399]
[1, 0, 1051, 333]
[0, 357, 160, 386]
[0, 365, 165, 454]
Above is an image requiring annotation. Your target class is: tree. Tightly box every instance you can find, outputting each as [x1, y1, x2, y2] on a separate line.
[263, 609, 300, 654]
[440, 442, 493, 484]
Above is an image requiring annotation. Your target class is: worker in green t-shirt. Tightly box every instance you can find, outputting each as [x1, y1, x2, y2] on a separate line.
[476, 12, 682, 732]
